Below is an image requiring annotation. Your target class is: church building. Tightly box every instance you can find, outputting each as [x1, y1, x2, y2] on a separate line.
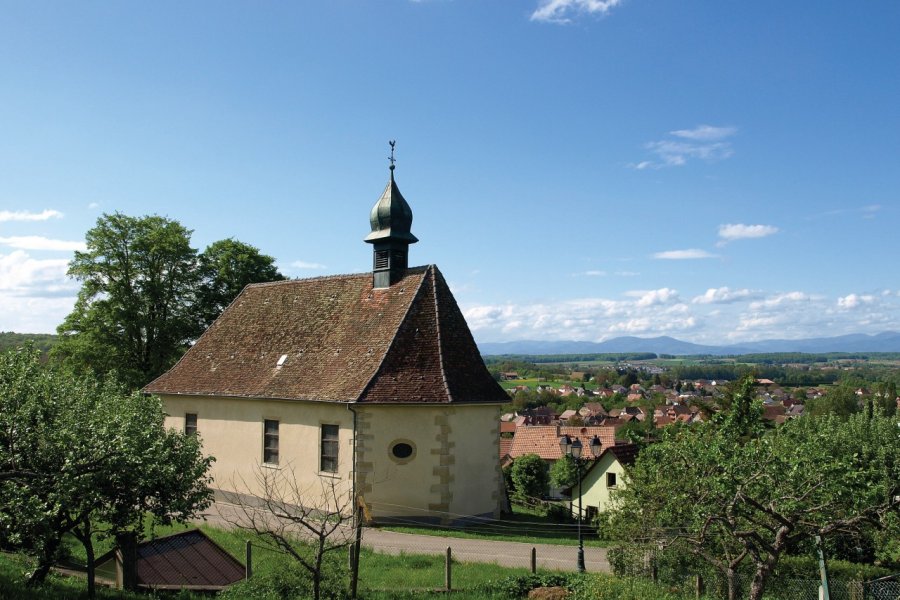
[145, 157, 509, 523]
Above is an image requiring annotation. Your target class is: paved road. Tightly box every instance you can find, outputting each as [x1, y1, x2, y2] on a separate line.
[362, 528, 610, 573]
[201, 501, 609, 573]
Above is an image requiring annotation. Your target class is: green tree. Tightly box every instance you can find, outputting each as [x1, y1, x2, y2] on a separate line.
[549, 454, 578, 490]
[510, 454, 549, 500]
[196, 238, 284, 328]
[54, 213, 200, 389]
[608, 378, 900, 600]
[0, 347, 213, 595]
[805, 383, 861, 418]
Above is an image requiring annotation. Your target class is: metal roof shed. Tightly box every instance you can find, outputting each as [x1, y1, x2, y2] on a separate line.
[95, 529, 246, 591]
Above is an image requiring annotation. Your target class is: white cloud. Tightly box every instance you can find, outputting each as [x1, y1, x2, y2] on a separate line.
[88, 202, 100, 209]
[633, 125, 737, 169]
[749, 291, 812, 310]
[465, 283, 900, 345]
[463, 290, 700, 342]
[0, 250, 71, 291]
[717, 223, 778, 243]
[837, 293, 875, 310]
[692, 287, 758, 305]
[530, 0, 622, 23]
[289, 260, 327, 270]
[670, 125, 737, 141]
[0, 236, 86, 252]
[625, 288, 679, 307]
[582, 270, 607, 276]
[645, 140, 734, 167]
[653, 249, 717, 260]
[0, 209, 63, 222]
[0, 251, 77, 332]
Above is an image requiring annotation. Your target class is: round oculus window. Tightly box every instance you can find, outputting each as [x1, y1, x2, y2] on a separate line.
[391, 442, 414, 459]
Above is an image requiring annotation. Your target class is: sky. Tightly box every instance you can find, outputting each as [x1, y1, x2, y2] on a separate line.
[1, 1, 898, 345]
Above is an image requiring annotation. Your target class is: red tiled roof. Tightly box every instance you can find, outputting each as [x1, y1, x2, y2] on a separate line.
[145, 266, 507, 405]
[500, 421, 517, 434]
[508, 426, 619, 461]
[564, 443, 641, 493]
[499, 437, 514, 459]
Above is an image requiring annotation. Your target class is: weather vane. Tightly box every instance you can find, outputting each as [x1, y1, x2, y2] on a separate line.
[388, 140, 396, 172]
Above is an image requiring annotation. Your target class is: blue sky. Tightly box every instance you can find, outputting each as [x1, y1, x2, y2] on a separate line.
[1, 1, 898, 344]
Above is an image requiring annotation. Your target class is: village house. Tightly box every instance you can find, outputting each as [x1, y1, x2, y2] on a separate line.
[507, 425, 620, 497]
[145, 163, 509, 523]
[566, 443, 640, 520]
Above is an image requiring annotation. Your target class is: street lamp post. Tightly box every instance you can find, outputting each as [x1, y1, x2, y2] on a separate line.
[559, 433, 602, 572]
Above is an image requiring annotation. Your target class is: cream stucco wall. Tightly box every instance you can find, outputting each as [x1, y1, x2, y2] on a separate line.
[161, 395, 501, 523]
[161, 395, 355, 507]
[355, 403, 501, 523]
[571, 451, 627, 518]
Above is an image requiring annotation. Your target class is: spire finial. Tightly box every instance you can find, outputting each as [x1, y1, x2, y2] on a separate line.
[388, 140, 396, 177]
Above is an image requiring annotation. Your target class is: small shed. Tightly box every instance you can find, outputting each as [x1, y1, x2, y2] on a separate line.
[95, 529, 246, 592]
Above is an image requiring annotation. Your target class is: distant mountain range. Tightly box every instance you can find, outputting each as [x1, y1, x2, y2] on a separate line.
[478, 332, 900, 356]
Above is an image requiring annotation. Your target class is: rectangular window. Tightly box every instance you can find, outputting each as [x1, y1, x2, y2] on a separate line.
[606, 472, 617, 488]
[320, 424, 339, 473]
[263, 419, 279, 465]
[185, 413, 198, 436]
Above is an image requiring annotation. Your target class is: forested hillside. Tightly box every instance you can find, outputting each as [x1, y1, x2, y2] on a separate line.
[0, 332, 57, 354]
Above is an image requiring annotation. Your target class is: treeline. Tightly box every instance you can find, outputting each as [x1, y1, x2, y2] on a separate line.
[484, 352, 658, 364]
[669, 364, 843, 386]
[0, 332, 57, 355]
[485, 360, 562, 381]
[726, 352, 900, 364]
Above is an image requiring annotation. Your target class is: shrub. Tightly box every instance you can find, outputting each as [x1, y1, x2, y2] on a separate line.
[219, 556, 348, 600]
[543, 503, 572, 523]
[606, 543, 651, 578]
[774, 555, 893, 582]
[572, 572, 697, 600]
[475, 572, 582, 599]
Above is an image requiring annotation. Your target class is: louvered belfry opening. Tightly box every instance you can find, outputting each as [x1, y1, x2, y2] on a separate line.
[364, 163, 418, 289]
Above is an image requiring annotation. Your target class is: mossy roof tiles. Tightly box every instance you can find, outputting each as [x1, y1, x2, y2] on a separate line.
[144, 265, 507, 405]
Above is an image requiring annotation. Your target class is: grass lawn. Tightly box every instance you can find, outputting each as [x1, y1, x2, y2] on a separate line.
[2, 519, 534, 599]
[381, 504, 607, 547]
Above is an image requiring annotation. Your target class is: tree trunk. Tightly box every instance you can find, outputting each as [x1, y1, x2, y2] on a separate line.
[725, 567, 737, 600]
[27, 534, 62, 586]
[73, 519, 97, 599]
[748, 563, 773, 600]
[84, 533, 96, 599]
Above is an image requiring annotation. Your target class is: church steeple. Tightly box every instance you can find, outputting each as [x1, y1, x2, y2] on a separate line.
[364, 141, 418, 289]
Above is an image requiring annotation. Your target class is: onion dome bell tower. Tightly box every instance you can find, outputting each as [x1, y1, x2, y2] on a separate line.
[364, 141, 418, 289]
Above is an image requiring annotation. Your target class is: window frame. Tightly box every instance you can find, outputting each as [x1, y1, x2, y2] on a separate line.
[184, 413, 198, 437]
[320, 424, 339, 473]
[263, 419, 280, 465]
[606, 472, 617, 488]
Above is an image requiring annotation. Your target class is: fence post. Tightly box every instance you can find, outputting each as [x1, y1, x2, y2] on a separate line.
[695, 574, 704, 599]
[445, 547, 452, 591]
[245, 541, 252, 579]
[350, 504, 363, 600]
[531, 547, 537, 574]
[816, 535, 831, 600]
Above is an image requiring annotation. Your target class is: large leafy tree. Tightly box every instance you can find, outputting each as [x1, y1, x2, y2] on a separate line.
[0, 347, 213, 596]
[55, 213, 200, 389]
[609, 377, 900, 600]
[54, 214, 284, 389]
[196, 238, 284, 328]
